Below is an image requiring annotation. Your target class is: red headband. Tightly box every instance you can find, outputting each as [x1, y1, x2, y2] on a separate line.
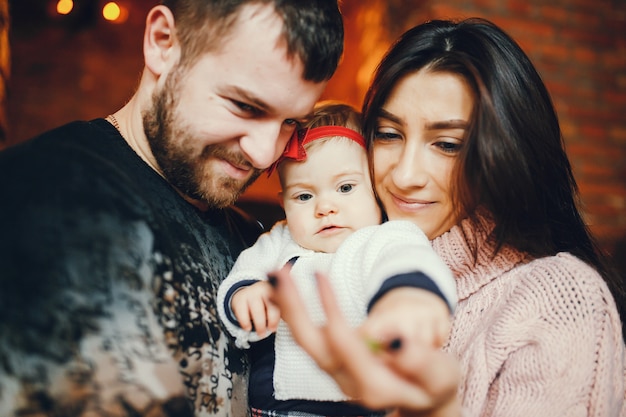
[267, 126, 366, 176]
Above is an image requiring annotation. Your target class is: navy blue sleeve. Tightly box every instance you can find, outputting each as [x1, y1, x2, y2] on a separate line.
[367, 271, 452, 313]
[222, 279, 260, 327]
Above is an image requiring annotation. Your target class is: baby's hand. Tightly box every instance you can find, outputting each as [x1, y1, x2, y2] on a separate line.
[231, 281, 281, 337]
[363, 287, 451, 349]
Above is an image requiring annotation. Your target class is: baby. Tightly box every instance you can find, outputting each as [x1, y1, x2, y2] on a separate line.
[217, 101, 456, 417]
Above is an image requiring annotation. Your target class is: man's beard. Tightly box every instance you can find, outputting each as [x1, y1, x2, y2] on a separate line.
[142, 70, 263, 208]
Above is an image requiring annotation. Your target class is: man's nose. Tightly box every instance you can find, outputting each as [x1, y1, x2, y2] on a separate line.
[239, 123, 290, 169]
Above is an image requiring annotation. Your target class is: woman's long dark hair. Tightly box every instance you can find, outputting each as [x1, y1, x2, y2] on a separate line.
[362, 18, 625, 328]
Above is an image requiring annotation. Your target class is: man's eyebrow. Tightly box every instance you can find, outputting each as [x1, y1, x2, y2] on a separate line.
[229, 86, 312, 122]
[230, 86, 272, 112]
[378, 108, 468, 130]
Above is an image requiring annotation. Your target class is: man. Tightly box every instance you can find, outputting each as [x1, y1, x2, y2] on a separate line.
[0, 1, 343, 415]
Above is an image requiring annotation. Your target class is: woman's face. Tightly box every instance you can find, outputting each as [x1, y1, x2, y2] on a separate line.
[372, 69, 473, 240]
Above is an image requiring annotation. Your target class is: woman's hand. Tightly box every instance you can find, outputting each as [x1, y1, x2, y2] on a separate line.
[364, 287, 452, 350]
[268, 267, 461, 417]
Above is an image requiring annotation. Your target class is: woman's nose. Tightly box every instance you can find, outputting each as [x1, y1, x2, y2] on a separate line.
[392, 146, 429, 189]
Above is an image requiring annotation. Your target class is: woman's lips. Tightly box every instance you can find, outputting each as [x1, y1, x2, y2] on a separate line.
[389, 193, 433, 211]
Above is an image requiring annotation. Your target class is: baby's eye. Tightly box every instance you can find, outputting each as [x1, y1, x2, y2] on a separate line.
[338, 184, 354, 193]
[296, 193, 313, 202]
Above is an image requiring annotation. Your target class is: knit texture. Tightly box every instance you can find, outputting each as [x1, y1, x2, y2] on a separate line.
[432, 215, 626, 417]
[218, 220, 455, 402]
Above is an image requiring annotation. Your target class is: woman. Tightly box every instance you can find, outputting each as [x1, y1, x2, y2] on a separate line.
[270, 17, 625, 416]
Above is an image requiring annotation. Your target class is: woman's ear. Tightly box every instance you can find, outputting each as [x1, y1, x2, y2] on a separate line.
[143, 5, 179, 76]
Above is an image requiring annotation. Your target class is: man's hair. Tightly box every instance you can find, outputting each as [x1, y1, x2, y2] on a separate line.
[160, 0, 344, 82]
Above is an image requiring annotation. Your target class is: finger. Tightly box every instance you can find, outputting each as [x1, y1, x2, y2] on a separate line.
[434, 318, 451, 348]
[268, 268, 334, 368]
[265, 302, 281, 332]
[231, 301, 252, 332]
[334, 340, 447, 410]
[315, 273, 452, 411]
[388, 344, 460, 402]
[389, 392, 461, 417]
[314, 271, 348, 328]
[248, 298, 269, 336]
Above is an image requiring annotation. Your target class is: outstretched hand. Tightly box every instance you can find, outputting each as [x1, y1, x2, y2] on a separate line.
[268, 267, 461, 417]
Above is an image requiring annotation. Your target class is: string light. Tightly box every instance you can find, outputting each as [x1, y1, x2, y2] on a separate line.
[50, 0, 131, 25]
[56, 0, 73, 15]
[102, 2, 128, 23]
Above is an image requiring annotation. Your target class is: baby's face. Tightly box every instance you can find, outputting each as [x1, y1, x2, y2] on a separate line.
[280, 138, 382, 253]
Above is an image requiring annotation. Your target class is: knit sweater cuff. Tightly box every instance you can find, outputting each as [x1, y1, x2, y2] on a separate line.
[222, 279, 259, 326]
[366, 272, 452, 313]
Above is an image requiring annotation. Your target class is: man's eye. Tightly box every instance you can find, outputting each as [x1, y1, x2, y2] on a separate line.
[339, 184, 354, 193]
[284, 119, 297, 126]
[234, 101, 259, 115]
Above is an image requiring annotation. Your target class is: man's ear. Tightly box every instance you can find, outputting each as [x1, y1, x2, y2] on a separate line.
[143, 5, 179, 76]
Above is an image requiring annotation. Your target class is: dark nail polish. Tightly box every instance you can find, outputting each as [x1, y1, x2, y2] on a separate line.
[267, 274, 278, 288]
[388, 338, 402, 351]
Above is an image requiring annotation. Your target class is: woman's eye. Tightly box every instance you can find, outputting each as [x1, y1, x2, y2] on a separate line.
[374, 131, 401, 141]
[296, 193, 313, 202]
[436, 141, 462, 153]
[338, 184, 354, 193]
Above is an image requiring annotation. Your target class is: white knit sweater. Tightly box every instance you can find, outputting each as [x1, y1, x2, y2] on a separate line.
[217, 219, 456, 401]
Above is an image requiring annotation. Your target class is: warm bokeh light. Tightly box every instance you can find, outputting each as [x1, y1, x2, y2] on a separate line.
[102, 2, 121, 21]
[56, 0, 73, 15]
[102, 2, 129, 23]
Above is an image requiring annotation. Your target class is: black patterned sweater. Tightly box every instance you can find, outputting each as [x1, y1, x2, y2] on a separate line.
[0, 119, 262, 417]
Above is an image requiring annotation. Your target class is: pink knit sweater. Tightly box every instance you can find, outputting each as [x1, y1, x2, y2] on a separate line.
[432, 216, 626, 417]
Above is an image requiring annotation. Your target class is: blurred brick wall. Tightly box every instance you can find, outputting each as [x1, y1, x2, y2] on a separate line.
[0, 0, 8, 148]
[6, 0, 626, 265]
[6, 0, 149, 147]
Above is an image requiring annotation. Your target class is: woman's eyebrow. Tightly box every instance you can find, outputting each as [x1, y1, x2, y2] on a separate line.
[378, 109, 467, 130]
[425, 119, 468, 130]
[377, 108, 402, 124]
